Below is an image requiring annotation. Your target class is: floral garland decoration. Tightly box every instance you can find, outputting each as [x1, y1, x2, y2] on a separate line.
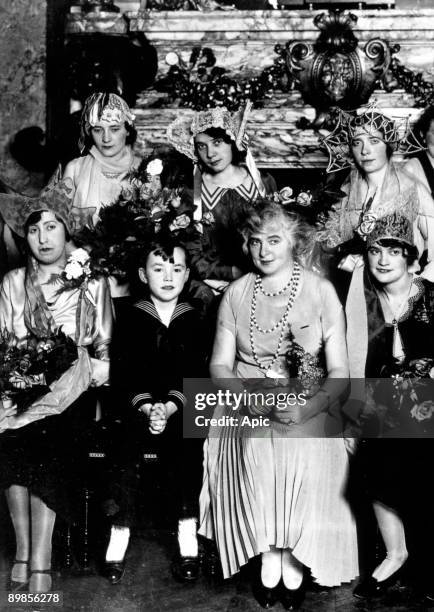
[154, 45, 292, 111]
[0, 329, 78, 415]
[386, 55, 434, 109]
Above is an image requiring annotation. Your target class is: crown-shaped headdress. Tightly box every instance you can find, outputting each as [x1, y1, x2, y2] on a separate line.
[322, 102, 425, 173]
[0, 178, 76, 238]
[79, 92, 136, 153]
[167, 102, 252, 162]
[366, 212, 415, 250]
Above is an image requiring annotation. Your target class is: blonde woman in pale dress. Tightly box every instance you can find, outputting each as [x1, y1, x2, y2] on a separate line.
[199, 200, 358, 609]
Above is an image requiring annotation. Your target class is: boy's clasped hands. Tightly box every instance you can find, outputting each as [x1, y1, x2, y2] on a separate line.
[138, 401, 178, 435]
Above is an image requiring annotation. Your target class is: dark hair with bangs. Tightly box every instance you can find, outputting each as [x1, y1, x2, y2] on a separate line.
[366, 238, 418, 266]
[195, 127, 247, 168]
[240, 199, 315, 266]
[349, 114, 395, 160]
[24, 210, 70, 241]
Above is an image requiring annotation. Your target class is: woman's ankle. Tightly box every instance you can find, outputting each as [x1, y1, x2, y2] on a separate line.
[29, 571, 52, 593]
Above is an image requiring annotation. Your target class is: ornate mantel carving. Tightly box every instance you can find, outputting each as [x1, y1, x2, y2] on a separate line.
[285, 10, 395, 128]
[64, 8, 434, 167]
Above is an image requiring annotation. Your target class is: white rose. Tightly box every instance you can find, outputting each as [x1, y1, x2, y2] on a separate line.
[171, 195, 182, 209]
[166, 52, 179, 66]
[70, 248, 90, 265]
[278, 186, 294, 205]
[146, 159, 164, 177]
[65, 260, 83, 280]
[296, 191, 313, 207]
[410, 401, 434, 422]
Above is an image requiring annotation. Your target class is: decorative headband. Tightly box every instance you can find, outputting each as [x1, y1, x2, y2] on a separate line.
[322, 102, 425, 173]
[167, 102, 252, 162]
[79, 92, 135, 153]
[366, 212, 415, 250]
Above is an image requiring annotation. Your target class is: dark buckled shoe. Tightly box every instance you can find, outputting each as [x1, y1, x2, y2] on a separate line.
[103, 561, 126, 585]
[353, 571, 403, 599]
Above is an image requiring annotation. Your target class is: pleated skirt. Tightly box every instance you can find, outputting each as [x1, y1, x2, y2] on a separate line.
[199, 421, 359, 586]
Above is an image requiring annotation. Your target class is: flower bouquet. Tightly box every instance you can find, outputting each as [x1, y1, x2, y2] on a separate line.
[366, 357, 434, 437]
[72, 149, 199, 282]
[0, 329, 79, 415]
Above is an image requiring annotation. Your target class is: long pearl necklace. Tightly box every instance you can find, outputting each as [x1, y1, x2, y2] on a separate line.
[249, 262, 301, 377]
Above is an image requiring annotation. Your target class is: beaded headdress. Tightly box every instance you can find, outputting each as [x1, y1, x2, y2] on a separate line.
[79, 92, 136, 153]
[167, 102, 252, 162]
[366, 213, 415, 250]
[0, 178, 75, 237]
[322, 103, 424, 173]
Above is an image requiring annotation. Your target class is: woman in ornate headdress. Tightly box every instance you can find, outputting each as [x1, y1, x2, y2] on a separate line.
[319, 104, 434, 284]
[167, 103, 276, 292]
[0, 181, 112, 592]
[63, 92, 141, 226]
[199, 199, 358, 609]
[346, 213, 434, 602]
[404, 105, 434, 198]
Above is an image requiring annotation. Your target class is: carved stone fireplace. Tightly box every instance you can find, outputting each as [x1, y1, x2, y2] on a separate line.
[65, 6, 434, 169]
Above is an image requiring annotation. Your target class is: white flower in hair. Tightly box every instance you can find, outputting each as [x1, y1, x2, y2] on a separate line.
[146, 159, 164, 177]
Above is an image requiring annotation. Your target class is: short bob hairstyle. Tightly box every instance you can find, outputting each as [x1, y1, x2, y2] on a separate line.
[366, 238, 419, 267]
[24, 210, 71, 242]
[194, 127, 247, 168]
[240, 199, 316, 266]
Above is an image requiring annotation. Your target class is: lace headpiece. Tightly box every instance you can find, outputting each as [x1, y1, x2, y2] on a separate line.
[79, 92, 136, 153]
[322, 102, 424, 173]
[0, 179, 75, 238]
[167, 102, 252, 162]
[366, 212, 415, 250]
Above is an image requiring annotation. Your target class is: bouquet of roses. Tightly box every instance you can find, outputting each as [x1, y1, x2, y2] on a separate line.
[72, 149, 199, 281]
[0, 329, 78, 415]
[367, 357, 434, 436]
[389, 357, 434, 424]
